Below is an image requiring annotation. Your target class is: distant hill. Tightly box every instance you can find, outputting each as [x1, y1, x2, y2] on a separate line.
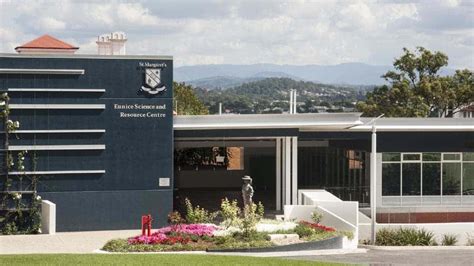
[175, 63, 456, 86]
[185, 76, 263, 90]
[194, 77, 366, 114]
[226, 77, 357, 98]
[185, 72, 302, 90]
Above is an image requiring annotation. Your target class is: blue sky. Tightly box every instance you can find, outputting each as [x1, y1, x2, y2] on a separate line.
[0, 0, 472, 68]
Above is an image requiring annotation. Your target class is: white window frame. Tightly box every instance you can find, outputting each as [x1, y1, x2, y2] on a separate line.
[381, 152, 469, 204]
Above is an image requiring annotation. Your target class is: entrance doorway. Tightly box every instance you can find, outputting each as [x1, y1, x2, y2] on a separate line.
[173, 139, 276, 213]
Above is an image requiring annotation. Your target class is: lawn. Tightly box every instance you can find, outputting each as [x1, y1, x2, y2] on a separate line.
[0, 254, 339, 265]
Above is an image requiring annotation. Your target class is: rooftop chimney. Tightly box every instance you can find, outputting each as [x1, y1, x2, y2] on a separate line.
[97, 32, 127, 55]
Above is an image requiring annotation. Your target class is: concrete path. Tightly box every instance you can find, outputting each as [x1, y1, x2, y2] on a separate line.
[286, 249, 474, 265]
[2, 230, 473, 266]
[0, 230, 141, 254]
[0, 229, 365, 256]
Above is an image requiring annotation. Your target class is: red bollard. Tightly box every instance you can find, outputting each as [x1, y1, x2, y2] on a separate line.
[141, 214, 153, 236]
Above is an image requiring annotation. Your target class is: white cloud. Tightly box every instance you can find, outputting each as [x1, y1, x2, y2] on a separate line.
[0, 0, 472, 68]
[116, 3, 159, 26]
[36, 17, 66, 31]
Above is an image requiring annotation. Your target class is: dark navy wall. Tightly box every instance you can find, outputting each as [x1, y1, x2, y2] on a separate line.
[299, 131, 474, 152]
[0, 55, 173, 231]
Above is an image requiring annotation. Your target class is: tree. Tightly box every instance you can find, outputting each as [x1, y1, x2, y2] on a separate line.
[173, 82, 209, 115]
[357, 47, 474, 117]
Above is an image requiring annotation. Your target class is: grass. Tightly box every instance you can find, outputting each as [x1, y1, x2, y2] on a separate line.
[0, 254, 340, 265]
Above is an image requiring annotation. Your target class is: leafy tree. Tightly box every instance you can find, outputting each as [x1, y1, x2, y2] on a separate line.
[173, 82, 209, 115]
[357, 47, 474, 117]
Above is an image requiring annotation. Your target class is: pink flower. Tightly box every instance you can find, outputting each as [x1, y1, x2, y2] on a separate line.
[127, 224, 219, 245]
[155, 224, 218, 237]
[128, 233, 167, 245]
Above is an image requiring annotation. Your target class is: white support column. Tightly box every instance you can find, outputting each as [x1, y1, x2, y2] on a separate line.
[370, 125, 377, 244]
[289, 90, 293, 114]
[276, 138, 282, 211]
[282, 137, 287, 205]
[285, 137, 292, 206]
[291, 136, 298, 205]
[293, 90, 297, 114]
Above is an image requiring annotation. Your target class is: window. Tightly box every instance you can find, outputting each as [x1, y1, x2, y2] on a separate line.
[422, 163, 441, 195]
[382, 152, 469, 197]
[403, 153, 421, 161]
[382, 163, 401, 196]
[442, 163, 461, 195]
[463, 152, 474, 161]
[463, 163, 474, 195]
[383, 153, 400, 162]
[227, 147, 244, 170]
[443, 153, 461, 161]
[347, 150, 363, 169]
[423, 153, 441, 161]
[402, 163, 421, 195]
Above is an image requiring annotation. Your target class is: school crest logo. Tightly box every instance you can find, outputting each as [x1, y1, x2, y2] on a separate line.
[141, 68, 166, 95]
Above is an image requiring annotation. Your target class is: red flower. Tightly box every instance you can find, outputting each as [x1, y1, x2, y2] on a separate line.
[300, 221, 336, 232]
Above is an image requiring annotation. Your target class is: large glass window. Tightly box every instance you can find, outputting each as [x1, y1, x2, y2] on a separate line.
[383, 153, 401, 161]
[463, 152, 474, 161]
[462, 163, 474, 195]
[442, 163, 461, 195]
[402, 163, 421, 195]
[423, 153, 441, 161]
[422, 163, 441, 195]
[443, 153, 461, 161]
[382, 163, 401, 196]
[382, 152, 470, 197]
[403, 154, 421, 161]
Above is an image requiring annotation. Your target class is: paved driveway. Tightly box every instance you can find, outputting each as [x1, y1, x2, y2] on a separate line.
[0, 230, 141, 254]
[287, 249, 474, 265]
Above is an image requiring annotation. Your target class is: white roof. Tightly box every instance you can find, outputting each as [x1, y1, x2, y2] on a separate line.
[173, 113, 363, 130]
[174, 113, 474, 132]
[351, 117, 474, 132]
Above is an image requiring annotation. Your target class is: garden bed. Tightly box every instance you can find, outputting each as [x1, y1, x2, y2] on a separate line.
[102, 198, 353, 253]
[208, 236, 344, 253]
[102, 221, 352, 253]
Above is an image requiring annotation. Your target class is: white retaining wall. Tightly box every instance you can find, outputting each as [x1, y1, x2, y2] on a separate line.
[284, 204, 358, 249]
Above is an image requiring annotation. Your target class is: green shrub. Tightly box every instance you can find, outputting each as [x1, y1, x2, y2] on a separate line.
[102, 239, 130, 252]
[240, 202, 264, 237]
[220, 198, 241, 228]
[304, 231, 338, 242]
[184, 198, 217, 224]
[376, 227, 435, 246]
[441, 234, 458, 246]
[338, 230, 354, 240]
[375, 228, 395, 246]
[167, 211, 184, 225]
[310, 211, 323, 224]
[209, 232, 273, 250]
[1, 222, 18, 235]
[294, 223, 314, 238]
[256, 201, 264, 217]
[467, 233, 474, 246]
[102, 239, 210, 252]
[293, 222, 345, 241]
[273, 228, 297, 234]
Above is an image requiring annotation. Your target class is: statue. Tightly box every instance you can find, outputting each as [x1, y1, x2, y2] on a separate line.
[241, 175, 254, 207]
